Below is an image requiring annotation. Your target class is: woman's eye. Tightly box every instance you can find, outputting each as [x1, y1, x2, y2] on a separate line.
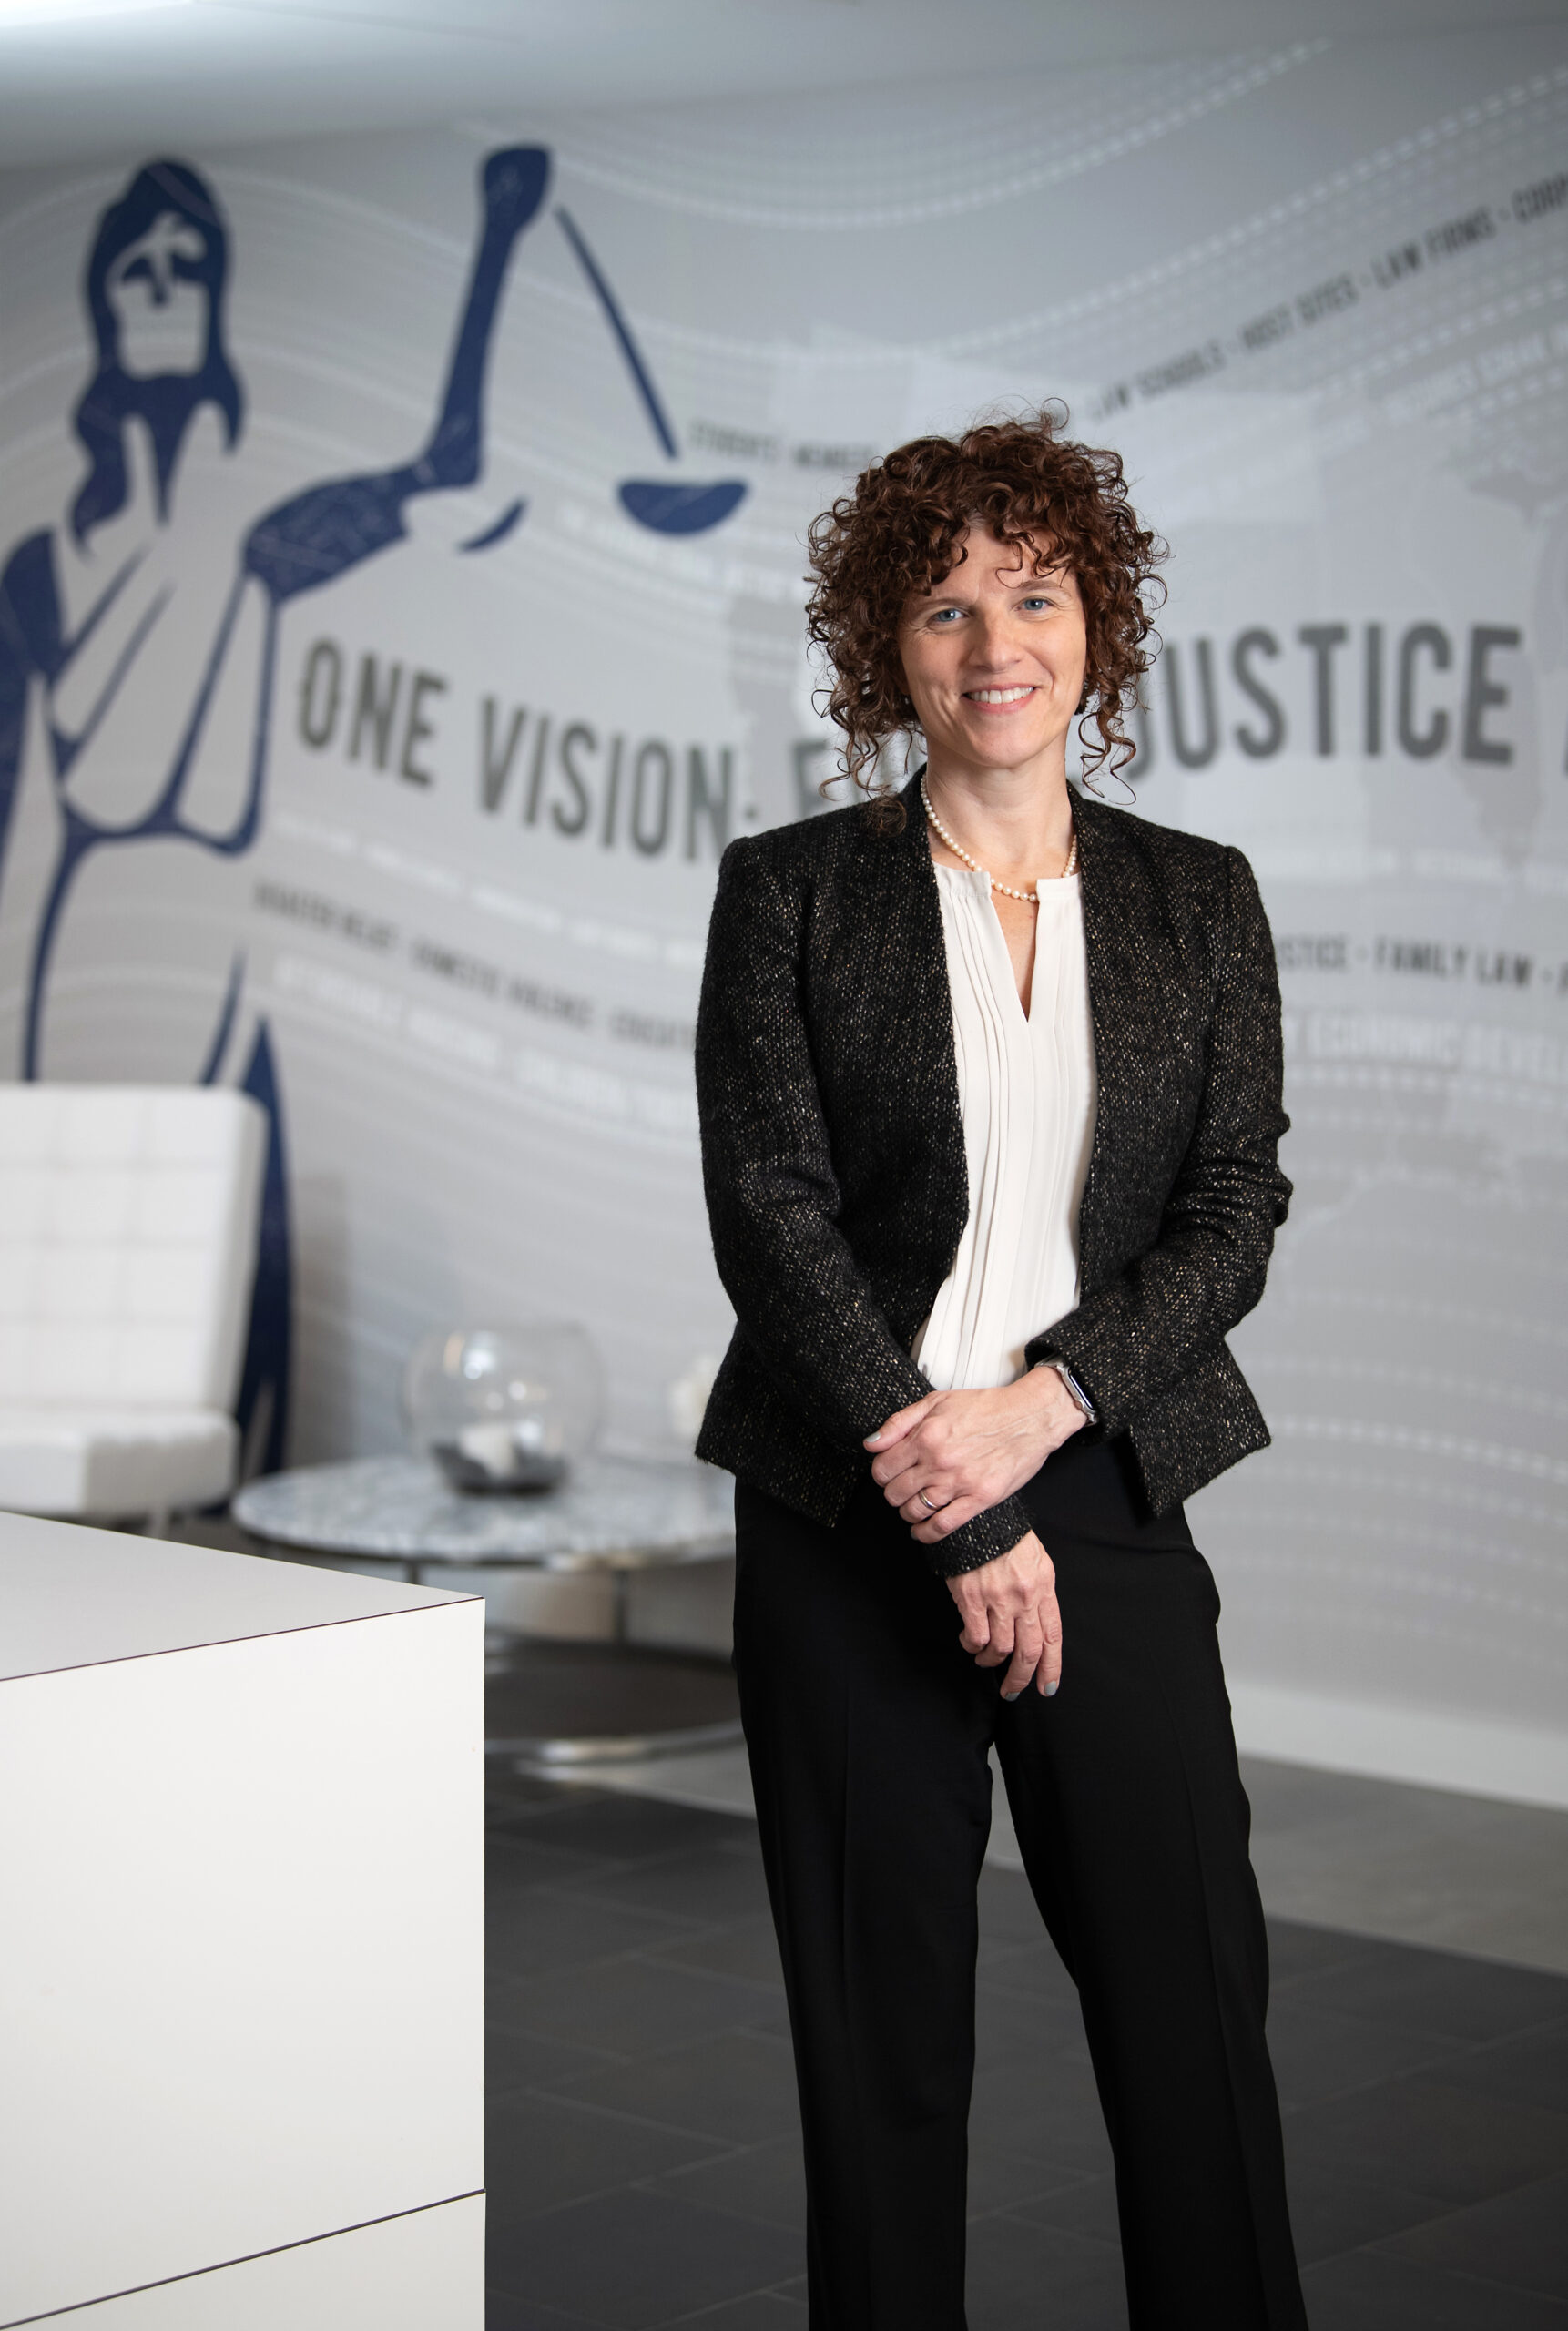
[1021, 596, 1053, 612]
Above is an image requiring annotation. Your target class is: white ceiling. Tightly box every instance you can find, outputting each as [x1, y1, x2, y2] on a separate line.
[2, 0, 1566, 170]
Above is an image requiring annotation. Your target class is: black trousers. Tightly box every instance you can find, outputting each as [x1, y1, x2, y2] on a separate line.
[733, 1432, 1308, 2331]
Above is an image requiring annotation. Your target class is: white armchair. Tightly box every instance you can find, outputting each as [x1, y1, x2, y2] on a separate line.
[0, 1086, 267, 1524]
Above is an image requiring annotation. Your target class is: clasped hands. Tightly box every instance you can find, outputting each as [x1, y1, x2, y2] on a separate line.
[864, 1368, 1086, 1700]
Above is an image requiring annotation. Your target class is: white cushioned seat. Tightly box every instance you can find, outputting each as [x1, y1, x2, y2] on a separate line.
[0, 1087, 265, 1522]
[0, 1408, 238, 1519]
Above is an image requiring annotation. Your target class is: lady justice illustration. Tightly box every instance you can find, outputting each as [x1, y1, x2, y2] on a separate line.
[0, 144, 744, 1469]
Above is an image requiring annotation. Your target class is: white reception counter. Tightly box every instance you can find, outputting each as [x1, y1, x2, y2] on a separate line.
[0, 1511, 484, 2328]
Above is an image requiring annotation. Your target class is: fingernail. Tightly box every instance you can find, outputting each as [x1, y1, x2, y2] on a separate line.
[1002, 1689, 1021, 1703]
[1044, 1681, 1059, 1698]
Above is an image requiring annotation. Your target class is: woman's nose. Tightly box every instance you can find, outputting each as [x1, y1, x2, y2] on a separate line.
[966, 612, 1017, 669]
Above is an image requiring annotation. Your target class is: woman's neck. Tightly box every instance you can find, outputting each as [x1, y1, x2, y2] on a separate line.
[921, 754, 1075, 889]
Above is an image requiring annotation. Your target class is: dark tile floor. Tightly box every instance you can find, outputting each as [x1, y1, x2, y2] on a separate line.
[482, 1769, 1568, 2329]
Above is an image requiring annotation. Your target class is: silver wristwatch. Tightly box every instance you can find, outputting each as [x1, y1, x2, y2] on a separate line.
[1044, 1358, 1098, 1426]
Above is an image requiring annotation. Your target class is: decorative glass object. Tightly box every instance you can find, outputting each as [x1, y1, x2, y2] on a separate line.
[402, 1324, 605, 1492]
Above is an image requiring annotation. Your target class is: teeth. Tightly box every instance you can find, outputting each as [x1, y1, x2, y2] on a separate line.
[969, 687, 1033, 704]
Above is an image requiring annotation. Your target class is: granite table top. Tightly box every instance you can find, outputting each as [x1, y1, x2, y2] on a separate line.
[233, 1452, 736, 1570]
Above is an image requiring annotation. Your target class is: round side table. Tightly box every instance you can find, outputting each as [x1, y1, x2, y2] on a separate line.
[233, 1452, 741, 1767]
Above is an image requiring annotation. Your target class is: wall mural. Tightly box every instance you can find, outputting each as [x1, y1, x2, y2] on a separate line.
[0, 144, 748, 1472]
[1, 31, 1565, 1756]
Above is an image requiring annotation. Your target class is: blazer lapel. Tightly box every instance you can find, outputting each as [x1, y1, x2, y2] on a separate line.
[834, 775, 955, 1073]
[1073, 796, 1167, 1291]
[822, 775, 969, 1278]
[883, 777, 962, 1124]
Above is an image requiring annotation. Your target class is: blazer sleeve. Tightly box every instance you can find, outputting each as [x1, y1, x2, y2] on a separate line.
[1025, 845, 1291, 1430]
[697, 837, 1035, 1577]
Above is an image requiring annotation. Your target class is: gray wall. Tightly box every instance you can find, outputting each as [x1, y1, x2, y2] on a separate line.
[2, 25, 1565, 1782]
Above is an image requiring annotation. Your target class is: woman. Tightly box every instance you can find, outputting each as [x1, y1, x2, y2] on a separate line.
[695, 408, 1305, 2330]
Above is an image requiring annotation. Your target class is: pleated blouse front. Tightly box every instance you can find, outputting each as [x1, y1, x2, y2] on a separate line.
[912, 862, 1098, 1393]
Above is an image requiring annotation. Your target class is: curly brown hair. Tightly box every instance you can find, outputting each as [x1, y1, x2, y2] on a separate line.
[805, 403, 1166, 824]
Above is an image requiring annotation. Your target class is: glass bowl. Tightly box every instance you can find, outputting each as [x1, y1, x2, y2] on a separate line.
[402, 1323, 605, 1492]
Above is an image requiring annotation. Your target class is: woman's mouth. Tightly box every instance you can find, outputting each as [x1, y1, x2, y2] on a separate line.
[963, 686, 1035, 707]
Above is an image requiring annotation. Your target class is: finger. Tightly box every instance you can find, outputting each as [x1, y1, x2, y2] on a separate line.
[973, 1606, 1016, 1671]
[910, 1493, 982, 1545]
[879, 1461, 929, 1507]
[864, 1396, 933, 1452]
[999, 1620, 1044, 1700]
[871, 1451, 921, 1494]
[1036, 1600, 1064, 1696]
[945, 1578, 990, 1655]
[897, 1480, 953, 1523]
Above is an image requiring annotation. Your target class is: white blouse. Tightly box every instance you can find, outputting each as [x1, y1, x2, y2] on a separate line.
[911, 863, 1098, 1392]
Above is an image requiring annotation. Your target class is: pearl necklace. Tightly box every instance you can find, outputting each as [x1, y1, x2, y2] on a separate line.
[921, 776, 1077, 901]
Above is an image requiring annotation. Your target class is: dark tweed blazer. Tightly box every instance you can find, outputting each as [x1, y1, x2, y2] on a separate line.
[694, 776, 1290, 1576]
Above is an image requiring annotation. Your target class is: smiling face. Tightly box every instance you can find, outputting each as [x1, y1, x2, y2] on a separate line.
[898, 525, 1088, 781]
